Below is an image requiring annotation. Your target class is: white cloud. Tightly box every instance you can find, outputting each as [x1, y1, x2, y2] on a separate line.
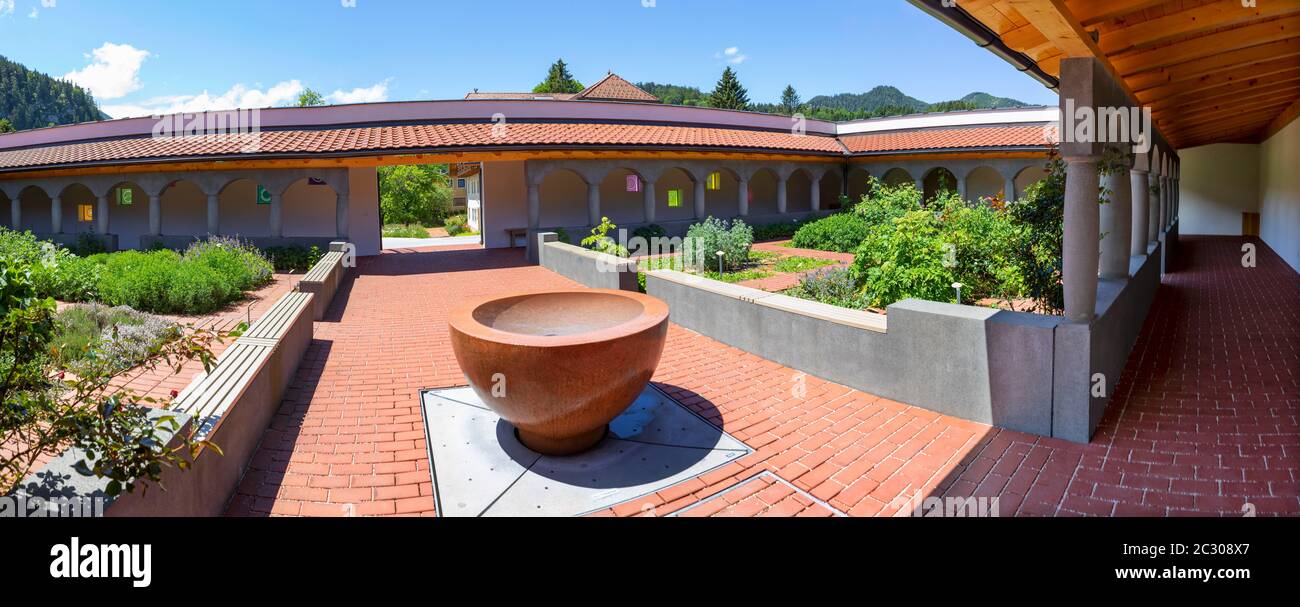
[717, 46, 747, 65]
[101, 80, 305, 118]
[325, 80, 390, 104]
[63, 43, 150, 100]
[28, 7, 38, 18]
[0, 0, 15, 17]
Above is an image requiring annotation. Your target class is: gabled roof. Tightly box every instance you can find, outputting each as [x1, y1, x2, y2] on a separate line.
[572, 73, 660, 103]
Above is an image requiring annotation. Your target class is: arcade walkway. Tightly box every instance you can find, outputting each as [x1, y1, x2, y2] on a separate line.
[226, 236, 1298, 517]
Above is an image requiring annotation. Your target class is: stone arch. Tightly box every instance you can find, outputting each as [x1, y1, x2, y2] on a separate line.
[964, 166, 1005, 202]
[56, 183, 97, 235]
[922, 167, 957, 202]
[847, 166, 872, 204]
[217, 177, 271, 237]
[596, 167, 648, 225]
[655, 167, 696, 223]
[1013, 164, 1049, 201]
[785, 167, 815, 213]
[748, 167, 781, 217]
[538, 167, 591, 228]
[282, 176, 342, 238]
[160, 179, 207, 237]
[881, 167, 914, 188]
[15, 184, 54, 233]
[702, 166, 742, 219]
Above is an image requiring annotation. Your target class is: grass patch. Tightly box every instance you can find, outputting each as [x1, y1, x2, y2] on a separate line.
[773, 255, 837, 274]
[382, 224, 431, 238]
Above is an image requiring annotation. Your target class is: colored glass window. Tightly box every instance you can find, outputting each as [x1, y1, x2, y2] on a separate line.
[116, 187, 133, 205]
[78, 204, 94, 222]
[257, 185, 272, 205]
[667, 189, 682, 207]
[626, 174, 640, 192]
[706, 172, 722, 191]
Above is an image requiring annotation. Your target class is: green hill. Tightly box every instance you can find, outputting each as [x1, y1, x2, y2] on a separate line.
[806, 86, 930, 114]
[0, 55, 105, 132]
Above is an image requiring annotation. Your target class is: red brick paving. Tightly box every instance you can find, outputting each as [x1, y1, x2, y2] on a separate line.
[228, 236, 1298, 517]
[738, 241, 853, 292]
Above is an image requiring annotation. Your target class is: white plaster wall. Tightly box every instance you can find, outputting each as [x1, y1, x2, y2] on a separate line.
[218, 179, 272, 239]
[161, 180, 206, 237]
[703, 171, 740, 218]
[1014, 166, 1047, 199]
[1260, 118, 1300, 273]
[281, 179, 338, 238]
[481, 160, 527, 249]
[349, 167, 382, 256]
[847, 168, 872, 203]
[787, 171, 813, 212]
[1179, 143, 1260, 236]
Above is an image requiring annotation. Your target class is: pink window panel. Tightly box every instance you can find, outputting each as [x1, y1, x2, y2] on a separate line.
[626, 174, 641, 192]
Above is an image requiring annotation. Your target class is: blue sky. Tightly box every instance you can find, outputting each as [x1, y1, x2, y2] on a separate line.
[0, 0, 1058, 118]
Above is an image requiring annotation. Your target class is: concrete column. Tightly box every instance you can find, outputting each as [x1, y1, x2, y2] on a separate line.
[737, 179, 749, 216]
[693, 179, 706, 219]
[148, 194, 162, 236]
[1147, 174, 1159, 244]
[1063, 156, 1101, 323]
[269, 192, 283, 238]
[50, 196, 62, 234]
[1005, 176, 1017, 203]
[810, 177, 821, 211]
[642, 180, 656, 224]
[9, 195, 18, 229]
[1158, 177, 1168, 231]
[915, 178, 924, 195]
[957, 177, 967, 201]
[1100, 167, 1132, 279]
[95, 195, 108, 235]
[586, 183, 600, 226]
[1174, 177, 1180, 222]
[776, 176, 788, 214]
[335, 192, 349, 239]
[526, 183, 540, 228]
[1130, 170, 1149, 256]
[206, 194, 220, 235]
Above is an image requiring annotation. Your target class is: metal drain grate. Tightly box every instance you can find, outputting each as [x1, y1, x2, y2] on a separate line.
[421, 384, 752, 517]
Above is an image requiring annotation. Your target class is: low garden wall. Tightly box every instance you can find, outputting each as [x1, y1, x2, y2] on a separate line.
[537, 233, 639, 291]
[297, 241, 352, 321]
[647, 270, 1062, 436]
[16, 290, 320, 516]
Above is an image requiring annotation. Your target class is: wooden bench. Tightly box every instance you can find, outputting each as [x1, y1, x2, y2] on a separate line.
[296, 243, 350, 321]
[162, 289, 315, 514]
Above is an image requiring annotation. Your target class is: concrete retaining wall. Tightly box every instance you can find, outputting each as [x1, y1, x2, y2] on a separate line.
[297, 241, 351, 321]
[15, 291, 317, 516]
[646, 270, 1062, 436]
[537, 233, 638, 291]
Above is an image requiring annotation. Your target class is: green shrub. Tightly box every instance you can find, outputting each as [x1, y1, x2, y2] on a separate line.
[69, 233, 108, 256]
[581, 216, 629, 257]
[632, 224, 665, 241]
[684, 216, 752, 272]
[786, 266, 869, 309]
[53, 303, 177, 370]
[934, 193, 1021, 302]
[167, 262, 230, 313]
[96, 250, 179, 312]
[444, 213, 469, 236]
[852, 210, 955, 308]
[264, 245, 322, 273]
[791, 213, 871, 253]
[183, 236, 273, 292]
[753, 219, 806, 241]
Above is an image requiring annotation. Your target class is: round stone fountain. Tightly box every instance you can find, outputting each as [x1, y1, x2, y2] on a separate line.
[448, 289, 669, 455]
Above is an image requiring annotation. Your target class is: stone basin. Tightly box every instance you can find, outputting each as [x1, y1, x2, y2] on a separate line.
[448, 289, 669, 455]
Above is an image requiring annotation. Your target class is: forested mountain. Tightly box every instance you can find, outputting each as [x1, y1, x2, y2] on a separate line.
[0, 55, 105, 131]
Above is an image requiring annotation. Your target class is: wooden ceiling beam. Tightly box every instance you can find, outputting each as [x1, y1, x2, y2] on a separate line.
[1163, 103, 1296, 138]
[1136, 57, 1300, 102]
[1064, 0, 1174, 27]
[1148, 79, 1300, 114]
[1099, 2, 1300, 55]
[1004, 0, 1098, 57]
[1111, 16, 1300, 77]
[1158, 99, 1297, 130]
[1128, 39, 1300, 92]
[1153, 89, 1300, 121]
[1150, 70, 1300, 110]
[1166, 112, 1284, 140]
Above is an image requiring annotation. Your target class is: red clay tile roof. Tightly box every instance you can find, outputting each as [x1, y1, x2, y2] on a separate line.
[0, 122, 845, 169]
[840, 125, 1055, 153]
[573, 74, 660, 103]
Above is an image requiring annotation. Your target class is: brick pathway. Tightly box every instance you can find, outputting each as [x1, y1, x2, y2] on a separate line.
[228, 236, 1298, 517]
